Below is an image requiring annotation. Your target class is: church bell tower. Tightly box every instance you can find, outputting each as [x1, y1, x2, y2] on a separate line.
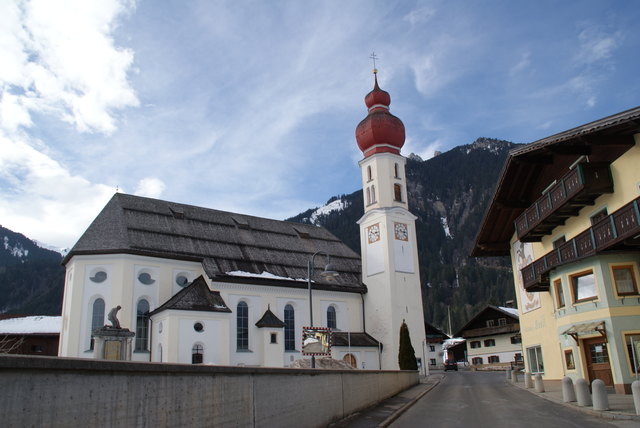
[355, 69, 426, 370]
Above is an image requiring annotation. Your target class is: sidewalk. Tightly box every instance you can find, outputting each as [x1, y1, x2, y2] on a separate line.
[330, 373, 444, 428]
[507, 374, 640, 422]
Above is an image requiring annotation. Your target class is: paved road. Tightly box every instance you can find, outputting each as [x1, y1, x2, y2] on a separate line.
[391, 371, 636, 428]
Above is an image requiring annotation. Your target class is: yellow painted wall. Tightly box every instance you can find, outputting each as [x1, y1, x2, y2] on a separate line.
[511, 134, 640, 384]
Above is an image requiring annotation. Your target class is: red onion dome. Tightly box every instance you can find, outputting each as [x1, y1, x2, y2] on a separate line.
[355, 72, 405, 158]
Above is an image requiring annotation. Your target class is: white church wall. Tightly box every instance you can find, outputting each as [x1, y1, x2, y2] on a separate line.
[177, 315, 229, 365]
[60, 254, 204, 358]
[226, 293, 262, 366]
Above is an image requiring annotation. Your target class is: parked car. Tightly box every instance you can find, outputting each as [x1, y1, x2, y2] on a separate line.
[444, 360, 458, 371]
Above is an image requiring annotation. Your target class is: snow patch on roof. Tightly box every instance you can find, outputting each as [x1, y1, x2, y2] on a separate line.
[442, 338, 465, 349]
[0, 316, 61, 334]
[498, 307, 519, 317]
[226, 271, 307, 282]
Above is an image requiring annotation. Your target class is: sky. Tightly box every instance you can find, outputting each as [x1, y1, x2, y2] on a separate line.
[1, 0, 639, 250]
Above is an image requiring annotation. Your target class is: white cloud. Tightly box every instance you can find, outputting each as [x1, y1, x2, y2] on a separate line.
[403, 136, 442, 160]
[0, 0, 139, 247]
[134, 177, 166, 198]
[0, 0, 138, 136]
[411, 55, 440, 95]
[510, 51, 531, 76]
[538, 120, 553, 130]
[404, 7, 436, 25]
[576, 25, 623, 65]
[0, 133, 114, 248]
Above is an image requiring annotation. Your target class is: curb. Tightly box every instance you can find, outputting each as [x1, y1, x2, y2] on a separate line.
[378, 376, 443, 427]
[507, 380, 640, 422]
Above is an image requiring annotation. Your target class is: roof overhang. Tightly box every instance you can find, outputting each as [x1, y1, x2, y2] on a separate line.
[472, 106, 640, 257]
[561, 320, 606, 344]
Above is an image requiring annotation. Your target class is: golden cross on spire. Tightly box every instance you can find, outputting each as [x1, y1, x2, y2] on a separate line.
[370, 52, 378, 74]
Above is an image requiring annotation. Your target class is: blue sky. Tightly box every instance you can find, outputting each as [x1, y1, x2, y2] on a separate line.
[1, 0, 639, 249]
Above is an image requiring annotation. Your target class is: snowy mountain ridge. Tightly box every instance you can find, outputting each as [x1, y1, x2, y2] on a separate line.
[303, 197, 350, 225]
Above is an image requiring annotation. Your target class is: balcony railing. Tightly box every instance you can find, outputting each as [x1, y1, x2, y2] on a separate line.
[521, 196, 640, 291]
[515, 163, 613, 242]
[461, 323, 520, 338]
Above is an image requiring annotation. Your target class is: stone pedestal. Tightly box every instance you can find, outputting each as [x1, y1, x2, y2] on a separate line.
[92, 327, 135, 360]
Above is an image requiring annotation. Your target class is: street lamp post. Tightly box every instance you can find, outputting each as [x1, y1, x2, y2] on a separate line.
[307, 251, 339, 368]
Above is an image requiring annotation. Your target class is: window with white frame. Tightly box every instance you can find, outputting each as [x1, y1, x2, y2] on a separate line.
[527, 345, 544, 374]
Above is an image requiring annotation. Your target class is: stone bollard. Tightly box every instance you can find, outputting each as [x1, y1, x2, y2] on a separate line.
[511, 369, 519, 383]
[506, 369, 512, 380]
[592, 379, 609, 411]
[562, 377, 576, 403]
[534, 374, 545, 392]
[575, 378, 592, 407]
[524, 372, 533, 389]
[632, 380, 640, 416]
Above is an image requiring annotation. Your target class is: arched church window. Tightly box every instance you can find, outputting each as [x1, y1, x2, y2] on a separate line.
[327, 306, 337, 329]
[89, 298, 105, 350]
[394, 183, 402, 202]
[394, 163, 399, 178]
[367, 165, 372, 181]
[237, 301, 249, 350]
[135, 299, 150, 351]
[192, 343, 204, 364]
[284, 304, 295, 351]
[366, 187, 371, 205]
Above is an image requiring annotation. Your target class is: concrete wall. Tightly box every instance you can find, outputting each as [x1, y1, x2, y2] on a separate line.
[0, 355, 418, 428]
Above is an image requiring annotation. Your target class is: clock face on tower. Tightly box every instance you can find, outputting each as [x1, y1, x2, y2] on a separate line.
[367, 223, 380, 244]
[394, 222, 408, 241]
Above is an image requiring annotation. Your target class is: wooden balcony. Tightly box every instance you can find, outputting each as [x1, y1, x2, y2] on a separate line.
[461, 323, 520, 338]
[522, 196, 640, 291]
[515, 163, 613, 242]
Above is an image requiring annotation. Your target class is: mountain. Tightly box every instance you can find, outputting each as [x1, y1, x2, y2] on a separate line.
[0, 225, 65, 315]
[287, 138, 520, 334]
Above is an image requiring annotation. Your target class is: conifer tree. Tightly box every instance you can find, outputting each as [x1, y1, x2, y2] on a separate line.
[398, 320, 418, 370]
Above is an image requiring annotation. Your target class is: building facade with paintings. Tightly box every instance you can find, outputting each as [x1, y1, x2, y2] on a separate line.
[473, 107, 640, 393]
[58, 71, 426, 370]
[455, 305, 522, 369]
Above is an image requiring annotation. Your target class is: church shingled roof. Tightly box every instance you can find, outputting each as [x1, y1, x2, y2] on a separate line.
[332, 332, 382, 348]
[149, 275, 231, 315]
[65, 193, 364, 293]
[255, 307, 286, 328]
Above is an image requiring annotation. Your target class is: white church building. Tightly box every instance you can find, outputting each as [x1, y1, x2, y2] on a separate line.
[58, 71, 426, 370]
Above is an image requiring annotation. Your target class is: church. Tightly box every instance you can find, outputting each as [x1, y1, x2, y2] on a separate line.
[58, 71, 427, 370]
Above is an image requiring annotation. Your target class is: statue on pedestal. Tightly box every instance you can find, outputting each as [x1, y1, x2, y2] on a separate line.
[107, 305, 122, 329]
